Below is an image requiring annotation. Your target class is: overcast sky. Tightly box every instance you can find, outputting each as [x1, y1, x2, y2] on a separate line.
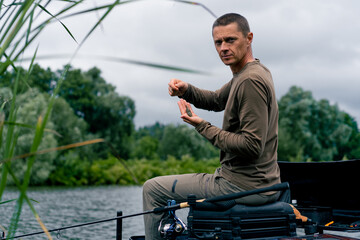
[27, 0, 360, 128]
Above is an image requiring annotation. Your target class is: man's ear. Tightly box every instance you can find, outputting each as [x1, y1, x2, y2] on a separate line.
[247, 32, 253, 45]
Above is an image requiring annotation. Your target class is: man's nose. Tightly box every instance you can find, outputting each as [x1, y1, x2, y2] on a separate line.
[220, 42, 229, 52]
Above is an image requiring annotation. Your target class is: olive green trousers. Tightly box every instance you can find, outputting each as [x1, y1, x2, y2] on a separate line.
[142, 168, 280, 240]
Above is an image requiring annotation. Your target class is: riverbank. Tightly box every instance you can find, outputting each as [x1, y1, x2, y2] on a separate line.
[48, 156, 220, 186]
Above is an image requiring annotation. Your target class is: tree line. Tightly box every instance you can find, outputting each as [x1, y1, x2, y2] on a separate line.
[1, 64, 359, 185]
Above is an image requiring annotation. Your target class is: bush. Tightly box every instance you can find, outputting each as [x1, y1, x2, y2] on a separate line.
[48, 156, 220, 186]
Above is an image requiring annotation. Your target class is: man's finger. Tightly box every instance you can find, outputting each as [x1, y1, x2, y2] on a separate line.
[169, 79, 179, 90]
[177, 100, 186, 115]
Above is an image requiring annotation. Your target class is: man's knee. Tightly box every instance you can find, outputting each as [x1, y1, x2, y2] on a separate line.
[143, 176, 170, 212]
[143, 177, 165, 202]
[143, 177, 159, 196]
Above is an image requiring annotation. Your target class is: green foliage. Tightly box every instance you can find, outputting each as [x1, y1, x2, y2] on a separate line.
[48, 151, 90, 186]
[2, 64, 136, 159]
[135, 123, 219, 160]
[158, 124, 219, 160]
[49, 155, 220, 186]
[0, 64, 55, 95]
[51, 97, 88, 146]
[55, 65, 136, 158]
[278, 86, 360, 162]
[135, 122, 166, 140]
[132, 136, 160, 160]
[132, 122, 220, 160]
[0, 87, 12, 115]
[9, 89, 57, 185]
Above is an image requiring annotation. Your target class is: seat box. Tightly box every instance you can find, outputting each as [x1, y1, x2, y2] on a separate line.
[187, 201, 297, 239]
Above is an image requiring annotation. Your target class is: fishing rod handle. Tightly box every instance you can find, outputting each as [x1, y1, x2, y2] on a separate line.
[180, 199, 205, 209]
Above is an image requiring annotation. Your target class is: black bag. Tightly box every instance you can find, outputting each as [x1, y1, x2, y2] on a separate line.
[186, 201, 297, 239]
[184, 184, 297, 240]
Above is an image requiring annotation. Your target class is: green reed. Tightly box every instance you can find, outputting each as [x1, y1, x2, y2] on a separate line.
[0, 1, 124, 238]
[0, 0, 210, 238]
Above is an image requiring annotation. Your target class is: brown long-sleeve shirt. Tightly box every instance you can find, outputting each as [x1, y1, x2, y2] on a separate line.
[182, 59, 280, 192]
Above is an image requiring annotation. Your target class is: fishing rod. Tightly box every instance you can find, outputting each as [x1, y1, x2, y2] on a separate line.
[1, 182, 289, 240]
[1, 202, 178, 240]
[2, 209, 155, 240]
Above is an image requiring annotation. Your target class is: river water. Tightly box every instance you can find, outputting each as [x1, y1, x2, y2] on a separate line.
[1, 186, 147, 240]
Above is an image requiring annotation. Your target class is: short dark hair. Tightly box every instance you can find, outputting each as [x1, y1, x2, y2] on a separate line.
[212, 13, 250, 37]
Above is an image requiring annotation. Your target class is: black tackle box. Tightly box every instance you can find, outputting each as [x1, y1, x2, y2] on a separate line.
[186, 200, 297, 239]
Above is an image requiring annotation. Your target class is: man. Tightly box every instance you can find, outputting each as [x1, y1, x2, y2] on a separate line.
[143, 13, 280, 239]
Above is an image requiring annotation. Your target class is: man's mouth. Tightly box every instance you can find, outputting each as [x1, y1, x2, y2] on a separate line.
[222, 55, 232, 60]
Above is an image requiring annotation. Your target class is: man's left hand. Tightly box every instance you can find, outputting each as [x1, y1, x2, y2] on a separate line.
[177, 99, 203, 127]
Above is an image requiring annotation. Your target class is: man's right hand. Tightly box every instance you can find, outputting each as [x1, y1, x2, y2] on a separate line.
[168, 78, 188, 97]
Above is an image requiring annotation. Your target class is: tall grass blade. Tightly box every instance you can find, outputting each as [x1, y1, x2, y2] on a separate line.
[58, 1, 134, 21]
[25, 3, 34, 44]
[4, 2, 38, 65]
[35, 214, 52, 240]
[1, 138, 105, 164]
[174, 0, 217, 18]
[0, 0, 35, 74]
[7, 115, 45, 238]
[0, 1, 17, 34]
[70, 0, 120, 62]
[3, 25, 44, 74]
[19, 54, 209, 74]
[0, 198, 16, 205]
[0, 198, 38, 205]
[36, 3, 77, 44]
[8, 199, 22, 239]
[5, 64, 71, 238]
[4, 160, 50, 239]
[0, 0, 34, 56]
[0, 60, 21, 201]
[23, 116, 43, 189]
[0, 0, 5, 17]
[97, 55, 209, 74]
[1, 52, 18, 73]
[0, 110, 4, 167]
[1, 1, 77, 74]
[0, 1, 22, 45]
[6, 63, 75, 239]
[92, 1, 105, 33]
[20, 44, 38, 90]
[3, 120, 62, 137]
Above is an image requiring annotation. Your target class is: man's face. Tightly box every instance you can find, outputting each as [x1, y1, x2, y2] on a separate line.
[212, 22, 253, 70]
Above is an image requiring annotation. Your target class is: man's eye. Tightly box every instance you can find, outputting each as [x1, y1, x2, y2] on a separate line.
[226, 38, 236, 43]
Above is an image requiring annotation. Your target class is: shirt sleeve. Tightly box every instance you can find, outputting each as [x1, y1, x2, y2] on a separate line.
[195, 79, 269, 159]
[182, 81, 231, 112]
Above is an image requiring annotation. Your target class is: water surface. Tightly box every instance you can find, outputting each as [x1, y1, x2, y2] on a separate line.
[1, 186, 144, 239]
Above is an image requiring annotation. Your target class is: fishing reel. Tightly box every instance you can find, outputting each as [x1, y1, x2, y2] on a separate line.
[158, 200, 186, 240]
